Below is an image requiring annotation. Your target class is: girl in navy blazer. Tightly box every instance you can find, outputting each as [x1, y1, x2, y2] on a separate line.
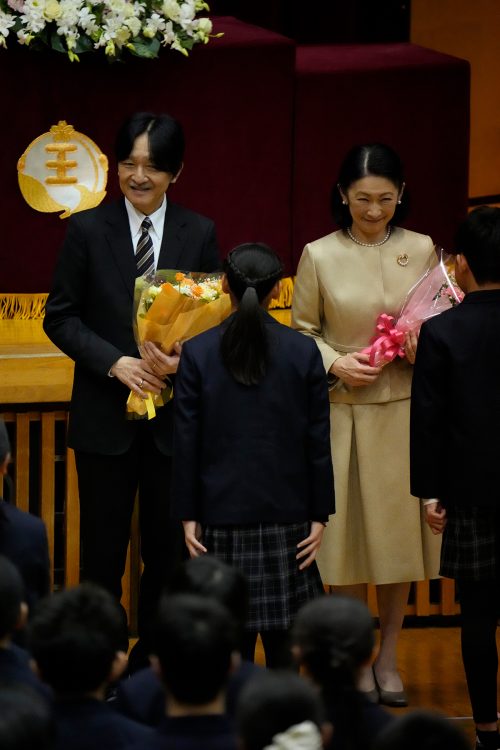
[172, 243, 335, 668]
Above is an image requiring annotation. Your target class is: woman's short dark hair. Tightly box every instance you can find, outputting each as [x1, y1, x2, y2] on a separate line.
[454, 206, 500, 284]
[292, 595, 374, 680]
[237, 671, 324, 750]
[331, 143, 409, 227]
[115, 111, 185, 175]
[221, 243, 284, 386]
[292, 595, 375, 750]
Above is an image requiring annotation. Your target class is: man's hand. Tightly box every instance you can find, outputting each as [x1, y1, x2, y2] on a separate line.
[110, 356, 167, 396]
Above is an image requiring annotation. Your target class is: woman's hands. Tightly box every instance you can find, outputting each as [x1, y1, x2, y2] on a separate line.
[296, 522, 325, 570]
[183, 521, 207, 557]
[330, 352, 382, 387]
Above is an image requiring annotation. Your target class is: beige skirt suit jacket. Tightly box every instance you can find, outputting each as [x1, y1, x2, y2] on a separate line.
[292, 227, 441, 585]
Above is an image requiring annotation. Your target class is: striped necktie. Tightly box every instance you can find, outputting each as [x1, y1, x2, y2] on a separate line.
[135, 217, 155, 277]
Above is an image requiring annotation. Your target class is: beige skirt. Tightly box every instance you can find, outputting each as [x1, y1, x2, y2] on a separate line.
[317, 399, 441, 586]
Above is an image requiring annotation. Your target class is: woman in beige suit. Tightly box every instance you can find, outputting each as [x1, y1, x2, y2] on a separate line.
[292, 144, 441, 706]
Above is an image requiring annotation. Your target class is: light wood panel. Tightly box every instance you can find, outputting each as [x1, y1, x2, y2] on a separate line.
[411, 0, 500, 199]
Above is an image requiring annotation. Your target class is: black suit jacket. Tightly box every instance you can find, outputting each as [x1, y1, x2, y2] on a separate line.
[171, 313, 335, 524]
[43, 199, 219, 455]
[410, 289, 500, 508]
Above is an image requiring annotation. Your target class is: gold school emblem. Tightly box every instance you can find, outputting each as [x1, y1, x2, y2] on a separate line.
[17, 121, 108, 219]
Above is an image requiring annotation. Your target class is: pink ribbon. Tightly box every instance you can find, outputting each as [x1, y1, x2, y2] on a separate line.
[362, 313, 406, 367]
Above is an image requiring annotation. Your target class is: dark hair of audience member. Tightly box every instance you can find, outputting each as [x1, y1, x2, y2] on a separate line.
[0, 686, 54, 750]
[373, 710, 470, 750]
[27, 583, 128, 695]
[115, 111, 185, 175]
[292, 595, 375, 750]
[236, 670, 325, 750]
[0, 555, 25, 640]
[453, 205, 500, 284]
[168, 555, 248, 646]
[331, 143, 409, 227]
[221, 242, 284, 386]
[153, 593, 237, 706]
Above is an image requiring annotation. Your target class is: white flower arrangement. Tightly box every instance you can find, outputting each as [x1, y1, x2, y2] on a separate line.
[0, 0, 215, 61]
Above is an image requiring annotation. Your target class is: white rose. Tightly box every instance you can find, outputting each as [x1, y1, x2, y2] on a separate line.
[196, 16, 211, 34]
[43, 0, 62, 20]
[125, 15, 141, 36]
[162, 0, 180, 22]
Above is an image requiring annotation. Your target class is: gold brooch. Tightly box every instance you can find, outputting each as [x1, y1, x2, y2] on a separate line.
[397, 253, 409, 267]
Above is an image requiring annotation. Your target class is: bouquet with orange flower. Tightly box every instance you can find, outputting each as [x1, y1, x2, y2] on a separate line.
[127, 270, 231, 419]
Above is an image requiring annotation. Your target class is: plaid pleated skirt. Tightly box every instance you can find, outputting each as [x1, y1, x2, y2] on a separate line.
[203, 522, 325, 631]
[440, 507, 500, 581]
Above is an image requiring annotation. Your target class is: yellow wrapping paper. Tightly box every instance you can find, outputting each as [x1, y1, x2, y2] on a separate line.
[127, 270, 232, 420]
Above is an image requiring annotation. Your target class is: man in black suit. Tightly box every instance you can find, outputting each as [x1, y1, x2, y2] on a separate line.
[410, 207, 500, 750]
[0, 420, 50, 620]
[43, 112, 220, 667]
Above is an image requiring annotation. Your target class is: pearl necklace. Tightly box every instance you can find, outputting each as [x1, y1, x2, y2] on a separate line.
[346, 225, 392, 247]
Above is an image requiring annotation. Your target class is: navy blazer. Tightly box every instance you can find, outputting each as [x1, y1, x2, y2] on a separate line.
[140, 714, 237, 750]
[0, 499, 50, 615]
[172, 313, 335, 524]
[410, 289, 500, 508]
[113, 660, 262, 726]
[53, 697, 154, 750]
[0, 644, 51, 701]
[43, 199, 219, 456]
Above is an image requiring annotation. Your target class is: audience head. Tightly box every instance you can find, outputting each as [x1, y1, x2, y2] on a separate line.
[237, 670, 328, 750]
[0, 686, 54, 750]
[153, 592, 238, 707]
[331, 143, 408, 228]
[453, 206, 500, 287]
[28, 583, 128, 696]
[168, 555, 248, 643]
[292, 594, 374, 689]
[0, 418, 11, 470]
[0, 556, 27, 642]
[221, 242, 284, 386]
[115, 111, 185, 175]
[373, 710, 470, 750]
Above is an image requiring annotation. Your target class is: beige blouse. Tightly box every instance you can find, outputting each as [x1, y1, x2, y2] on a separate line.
[291, 227, 436, 405]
